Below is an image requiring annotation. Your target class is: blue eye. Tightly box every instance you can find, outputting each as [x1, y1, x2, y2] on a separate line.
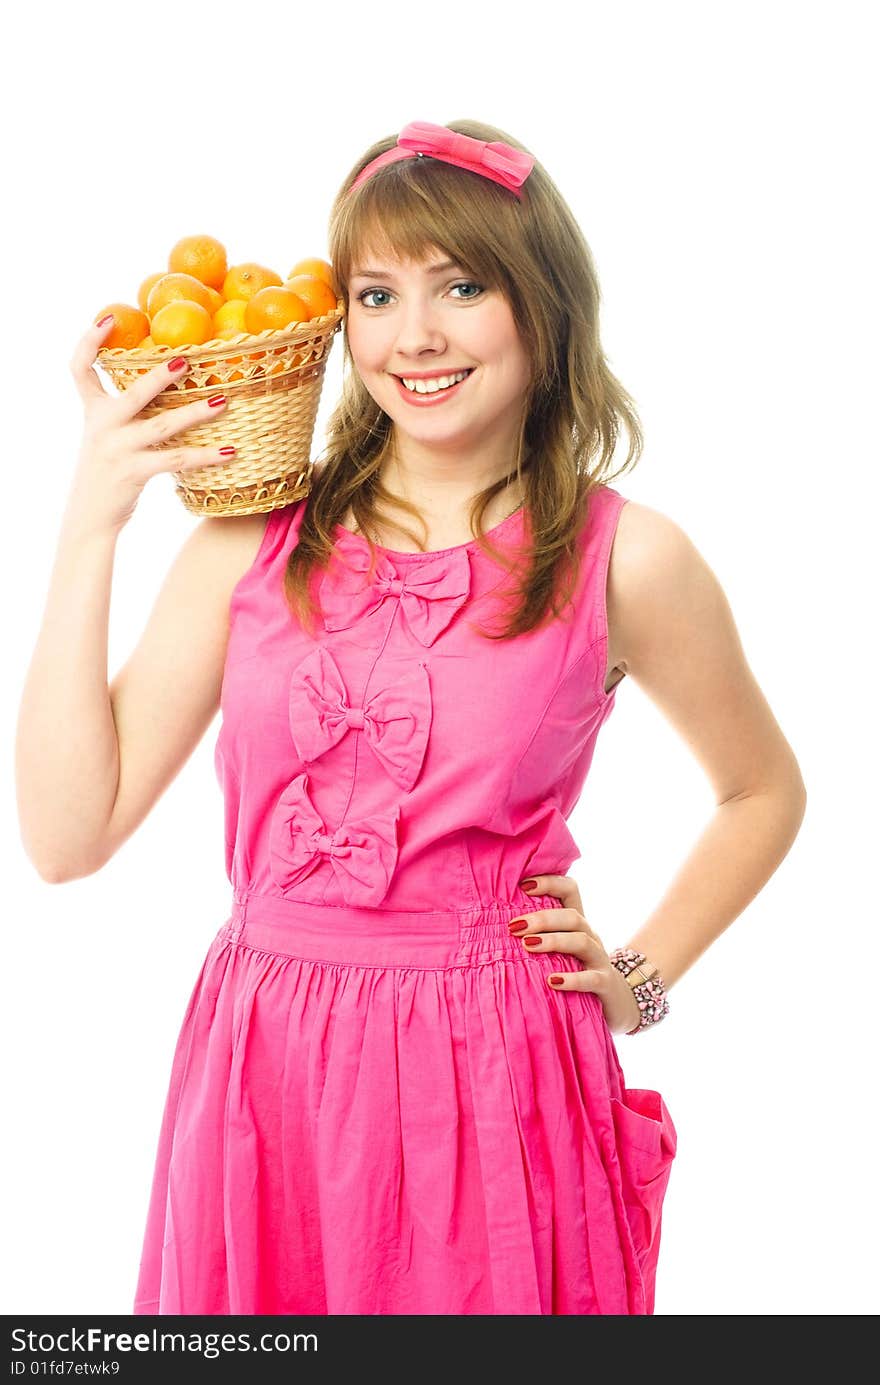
[357, 288, 392, 309]
[356, 282, 484, 309]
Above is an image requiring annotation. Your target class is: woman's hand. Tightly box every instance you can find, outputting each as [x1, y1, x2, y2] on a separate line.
[67, 317, 231, 537]
[511, 874, 641, 1036]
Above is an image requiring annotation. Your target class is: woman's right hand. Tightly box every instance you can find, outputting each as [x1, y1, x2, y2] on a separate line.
[67, 315, 232, 536]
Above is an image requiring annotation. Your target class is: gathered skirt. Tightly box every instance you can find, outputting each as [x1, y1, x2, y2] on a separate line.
[133, 890, 676, 1315]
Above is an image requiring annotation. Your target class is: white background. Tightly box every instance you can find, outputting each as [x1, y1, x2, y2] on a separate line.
[3, 0, 877, 1317]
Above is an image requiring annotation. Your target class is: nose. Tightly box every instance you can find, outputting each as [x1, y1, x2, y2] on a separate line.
[392, 293, 448, 358]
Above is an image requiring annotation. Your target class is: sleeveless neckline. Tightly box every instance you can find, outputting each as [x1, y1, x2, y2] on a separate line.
[332, 502, 525, 562]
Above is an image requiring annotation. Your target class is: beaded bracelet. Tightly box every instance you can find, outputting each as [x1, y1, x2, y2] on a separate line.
[609, 947, 670, 1035]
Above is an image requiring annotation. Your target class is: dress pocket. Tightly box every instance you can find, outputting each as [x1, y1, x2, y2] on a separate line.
[610, 1087, 678, 1312]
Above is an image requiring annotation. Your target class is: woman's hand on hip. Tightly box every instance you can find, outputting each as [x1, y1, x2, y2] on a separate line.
[511, 874, 641, 1036]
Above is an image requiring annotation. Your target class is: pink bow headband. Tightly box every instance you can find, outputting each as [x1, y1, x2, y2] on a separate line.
[348, 120, 535, 201]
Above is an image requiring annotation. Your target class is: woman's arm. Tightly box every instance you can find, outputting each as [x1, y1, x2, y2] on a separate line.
[606, 501, 807, 988]
[15, 506, 121, 882]
[15, 504, 267, 884]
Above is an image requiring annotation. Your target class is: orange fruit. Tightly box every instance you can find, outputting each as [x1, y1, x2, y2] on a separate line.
[244, 286, 310, 333]
[150, 299, 215, 348]
[213, 298, 249, 338]
[168, 235, 228, 290]
[222, 262, 282, 302]
[204, 286, 224, 315]
[95, 303, 151, 350]
[147, 272, 214, 318]
[287, 257, 337, 294]
[137, 272, 166, 314]
[283, 274, 338, 319]
[139, 334, 156, 349]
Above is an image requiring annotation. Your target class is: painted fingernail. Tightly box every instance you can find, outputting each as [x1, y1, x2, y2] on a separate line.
[208, 394, 227, 408]
[218, 446, 237, 456]
[96, 314, 114, 328]
[523, 937, 542, 948]
[168, 356, 188, 372]
[549, 975, 565, 986]
[508, 918, 528, 932]
[519, 879, 538, 891]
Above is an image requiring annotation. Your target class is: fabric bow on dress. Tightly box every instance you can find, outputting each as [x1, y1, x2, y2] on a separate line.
[269, 772, 400, 906]
[269, 537, 468, 906]
[319, 543, 471, 648]
[288, 644, 432, 792]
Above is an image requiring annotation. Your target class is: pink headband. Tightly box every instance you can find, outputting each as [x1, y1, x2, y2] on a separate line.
[348, 120, 535, 201]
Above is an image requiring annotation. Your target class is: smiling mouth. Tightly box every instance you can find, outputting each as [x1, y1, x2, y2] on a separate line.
[393, 368, 475, 394]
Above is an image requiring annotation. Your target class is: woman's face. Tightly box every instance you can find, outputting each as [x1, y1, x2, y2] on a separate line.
[345, 243, 532, 461]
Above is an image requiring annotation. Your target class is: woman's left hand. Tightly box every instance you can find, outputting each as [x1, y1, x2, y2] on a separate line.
[511, 874, 641, 1036]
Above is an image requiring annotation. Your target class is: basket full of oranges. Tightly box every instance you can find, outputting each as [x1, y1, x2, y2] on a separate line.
[95, 235, 344, 517]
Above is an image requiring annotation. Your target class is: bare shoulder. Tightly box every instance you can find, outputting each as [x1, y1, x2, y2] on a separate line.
[193, 510, 272, 592]
[606, 499, 698, 673]
[605, 497, 806, 802]
[611, 498, 693, 574]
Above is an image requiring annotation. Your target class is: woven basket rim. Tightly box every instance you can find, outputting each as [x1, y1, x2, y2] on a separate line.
[97, 297, 345, 365]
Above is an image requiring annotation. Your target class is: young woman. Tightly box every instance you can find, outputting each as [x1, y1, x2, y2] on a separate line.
[17, 119, 806, 1315]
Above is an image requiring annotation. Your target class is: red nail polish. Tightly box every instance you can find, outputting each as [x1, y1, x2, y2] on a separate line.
[208, 394, 227, 408]
[96, 313, 114, 328]
[168, 356, 188, 372]
[549, 976, 564, 986]
[523, 937, 541, 948]
[218, 447, 237, 456]
[508, 917, 528, 931]
[519, 879, 537, 891]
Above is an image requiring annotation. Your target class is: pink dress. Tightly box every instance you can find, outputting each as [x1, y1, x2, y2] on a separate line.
[133, 483, 677, 1316]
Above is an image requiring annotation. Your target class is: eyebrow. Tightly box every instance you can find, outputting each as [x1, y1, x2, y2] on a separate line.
[350, 258, 463, 281]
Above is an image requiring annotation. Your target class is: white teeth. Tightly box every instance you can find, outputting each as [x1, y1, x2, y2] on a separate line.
[400, 369, 471, 394]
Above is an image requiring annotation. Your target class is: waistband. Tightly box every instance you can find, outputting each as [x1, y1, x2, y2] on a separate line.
[217, 888, 566, 970]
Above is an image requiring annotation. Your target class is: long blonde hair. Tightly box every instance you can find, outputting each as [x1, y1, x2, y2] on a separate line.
[284, 117, 643, 641]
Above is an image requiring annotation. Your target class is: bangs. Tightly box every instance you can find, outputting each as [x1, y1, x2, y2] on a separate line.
[331, 158, 517, 299]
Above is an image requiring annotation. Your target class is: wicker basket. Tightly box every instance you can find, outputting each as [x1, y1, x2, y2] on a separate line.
[96, 298, 345, 517]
